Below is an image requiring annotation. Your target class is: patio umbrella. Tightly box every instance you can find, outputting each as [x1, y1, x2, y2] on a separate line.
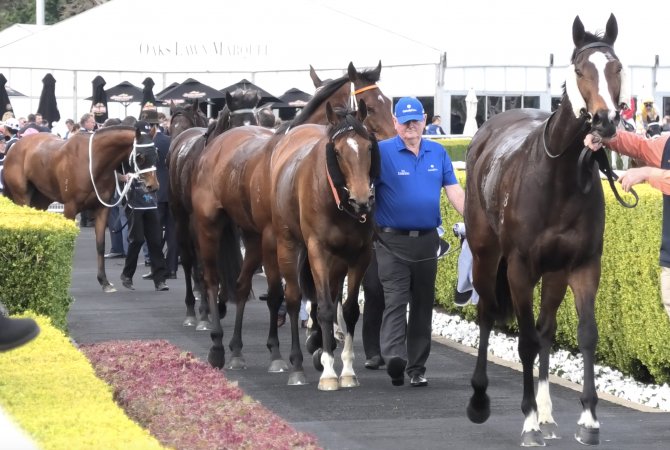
[274, 87, 312, 108]
[90, 75, 108, 124]
[219, 79, 281, 105]
[0, 73, 14, 118]
[156, 78, 225, 102]
[463, 88, 479, 136]
[140, 77, 158, 113]
[155, 82, 179, 99]
[105, 80, 143, 117]
[36, 73, 61, 127]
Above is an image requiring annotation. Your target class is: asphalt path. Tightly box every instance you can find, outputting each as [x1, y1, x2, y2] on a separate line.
[68, 228, 669, 449]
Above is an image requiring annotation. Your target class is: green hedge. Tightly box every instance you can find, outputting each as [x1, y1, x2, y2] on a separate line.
[433, 137, 470, 162]
[436, 172, 670, 384]
[0, 197, 79, 330]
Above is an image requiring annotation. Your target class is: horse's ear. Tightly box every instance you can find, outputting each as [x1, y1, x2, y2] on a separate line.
[572, 15, 585, 47]
[347, 62, 357, 82]
[603, 13, 618, 45]
[225, 90, 233, 106]
[254, 91, 261, 107]
[326, 102, 336, 126]
[370, 60, 382, 80]
[309, 65, 322, 88]
[170, 100, 176, 114]
[357, 99, 368, 122]
[135, 127, 142, 141]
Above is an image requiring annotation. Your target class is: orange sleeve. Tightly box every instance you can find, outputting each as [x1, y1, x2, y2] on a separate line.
[647, 168, 670, 195]
[606, 132, 666, 167]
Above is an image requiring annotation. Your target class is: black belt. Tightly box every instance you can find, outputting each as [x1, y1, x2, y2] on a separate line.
[379, 227, 433, 237]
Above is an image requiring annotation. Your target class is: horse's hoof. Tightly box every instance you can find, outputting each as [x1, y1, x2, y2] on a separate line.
[540, 422, 560, 440]
[196, 321, 213, 331]
[207, 348, 225, 369]
[575, 425, 599, 446]
[305, 333, 320, 354]
[227, 357, 247, 370]
[313, 349, 324, 372]
[102, 283, 117, 293]
[521, 430, 545, 447]
[339, 375, 359, 388]
[466, 394, 490, 424]
[288, 371, 308, 386]
[318, 377, 339, 391]
[268, 359, 289, 373]
[182, 316, 197, 327]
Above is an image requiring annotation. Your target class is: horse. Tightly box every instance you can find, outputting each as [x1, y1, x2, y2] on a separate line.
[2, 126, 159, 292]
[271, 102, 378, 390]
[189, 61, 395, 377]
[168, 99, 208, 138]
[169, 88, 261, 330]
[464, 14, 627, 446]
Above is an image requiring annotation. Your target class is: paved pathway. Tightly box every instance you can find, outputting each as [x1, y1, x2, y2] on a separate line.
[68, 228, 669, 449]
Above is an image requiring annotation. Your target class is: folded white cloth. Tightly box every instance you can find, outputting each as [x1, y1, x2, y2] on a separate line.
[454, 222, 479, 306]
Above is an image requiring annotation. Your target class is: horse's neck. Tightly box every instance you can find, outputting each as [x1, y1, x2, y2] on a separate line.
[545, 105, 588, 160]
[90, 133, 134, 176]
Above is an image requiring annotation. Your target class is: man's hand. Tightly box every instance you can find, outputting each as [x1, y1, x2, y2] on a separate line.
[583, 133, 605, 151]
[619, 167, 651, 192]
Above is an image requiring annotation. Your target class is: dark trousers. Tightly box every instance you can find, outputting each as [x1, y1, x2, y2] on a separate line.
[377, 230, 439, 377]
[122, 207, 167, 285]
[158, 201, 178, 273]
[362, 246, 385, 360]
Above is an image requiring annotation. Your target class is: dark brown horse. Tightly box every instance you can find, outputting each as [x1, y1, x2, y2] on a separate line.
[168, 99, 208, 138]
[169, 88, 261, 330]
[464, 15, 627, 446]
[189, 61, 395, 375]
[271, 103, 378, 390]
[2, 126, 158, 292]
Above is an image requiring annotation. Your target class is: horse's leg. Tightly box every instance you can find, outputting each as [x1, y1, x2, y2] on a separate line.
[568, 262, 601, 446]
[227, 233, 262, 370]
[338, 264, 365, 388]
[535, 272, 568, 440]
[262, 228, 289, 373]
[507, 258, 544, 447]
[91, 206, 115, 293]
[175, 213, 198, 327]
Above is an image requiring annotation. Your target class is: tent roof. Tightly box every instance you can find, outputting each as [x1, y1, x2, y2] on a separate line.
[0, 0, 440, 73]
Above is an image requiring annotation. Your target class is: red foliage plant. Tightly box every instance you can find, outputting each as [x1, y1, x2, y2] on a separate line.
[81, 340, 321, 450]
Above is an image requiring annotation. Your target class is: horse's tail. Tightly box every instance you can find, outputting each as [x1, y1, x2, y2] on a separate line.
[219, 218, 243, 304]
[298, 247, 316, 303]
[492, 258, 514, 325]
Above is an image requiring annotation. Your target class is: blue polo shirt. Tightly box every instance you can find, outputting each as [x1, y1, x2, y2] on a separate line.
[375, 135, 458, 230]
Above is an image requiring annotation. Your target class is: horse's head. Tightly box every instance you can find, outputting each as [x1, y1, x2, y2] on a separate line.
[169, 100, 208, 137]
[566, 14, 627, 139]
[223, 88, 261, 128]
[646, 122, 663, 139]
[325, 100, 380, 219]
[347, 61, 395, 140]
[131, 127, 159, 192]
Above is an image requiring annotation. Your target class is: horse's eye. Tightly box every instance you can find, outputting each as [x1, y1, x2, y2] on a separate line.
[575, 69, 583, 78]
[136, 155, 146, 166]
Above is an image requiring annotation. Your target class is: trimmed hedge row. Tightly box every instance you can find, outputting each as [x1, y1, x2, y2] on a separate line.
[0, 197, 79, 331]
[436, 171, 670, 384]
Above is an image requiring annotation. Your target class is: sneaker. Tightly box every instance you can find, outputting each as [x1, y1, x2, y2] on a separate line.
[155, 282, 169, 291]
[104, 252, 124, 259]
[120, 274, 134, 290]
[364, 355, 385, 370]
[142, 272, 154, 280]
[410, 374, 428, 387]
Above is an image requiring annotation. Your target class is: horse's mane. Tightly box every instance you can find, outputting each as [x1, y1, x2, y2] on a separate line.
[93, 125, 135, 135]
[328, 107, 370, 141]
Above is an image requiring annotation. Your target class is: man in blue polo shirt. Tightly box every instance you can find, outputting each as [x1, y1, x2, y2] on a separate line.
[375, 97, 464, 387]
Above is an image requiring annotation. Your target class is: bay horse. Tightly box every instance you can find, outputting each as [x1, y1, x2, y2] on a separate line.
[169, 89, 261, 330]
[464, 14, 627, 446]
[168, 99, 208, 138]
[271, 102, 378, 390]
[2, 126, 159, 292]
[189, 61, 395, 377]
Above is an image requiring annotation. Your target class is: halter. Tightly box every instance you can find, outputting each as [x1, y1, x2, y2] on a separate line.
[349, 83, 379, 110]
[88, 132, 156, 208]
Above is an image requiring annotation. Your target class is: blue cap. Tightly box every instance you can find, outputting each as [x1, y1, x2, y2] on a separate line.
[394, 97, 425, 123]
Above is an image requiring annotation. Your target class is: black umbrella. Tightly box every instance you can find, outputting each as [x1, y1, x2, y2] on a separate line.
[219, 79, 281, 106]
[104, 81, 143, 117]
[274, 87, 313, 108]
[37, 73, 61, 127]
[156, 78, 225, 102]
[0, 73, 14, 118]
[90, 75, 108, 124]
[140, 77, 159, 113]
[155, 82, 179, 99]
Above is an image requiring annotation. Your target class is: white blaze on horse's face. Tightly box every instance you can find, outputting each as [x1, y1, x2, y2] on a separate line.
[589, 52, 618, 120]
[346, 137, 359, 156]
[565, 51, 619, 120]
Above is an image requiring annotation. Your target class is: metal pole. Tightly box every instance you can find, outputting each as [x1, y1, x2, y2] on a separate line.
[36, 0, 45, 26]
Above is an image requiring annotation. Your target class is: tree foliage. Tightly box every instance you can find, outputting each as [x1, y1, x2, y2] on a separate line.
[0, 0, 108, 31]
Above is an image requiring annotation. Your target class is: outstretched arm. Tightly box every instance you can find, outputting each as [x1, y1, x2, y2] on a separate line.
[444, 183, 465, 216]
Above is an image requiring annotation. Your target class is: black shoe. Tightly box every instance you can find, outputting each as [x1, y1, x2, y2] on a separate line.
[142, 272, 154, 280]
[386, 356, 406, 386]
[144, 259, 151, 266]
[104, 252, 124, 259]
[0, 316, 40, 352]
[365, 355, 385, 370]
[155, 282, 169, 291]
[120, 274, 134, 290]
[166, 271, 177, 279]
[410, 374, 428, 387]
[259, 292, 269, 301]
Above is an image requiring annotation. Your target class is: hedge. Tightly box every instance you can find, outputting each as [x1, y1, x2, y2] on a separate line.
[0, 197, 79, 330]
[436, 171, 670, 384]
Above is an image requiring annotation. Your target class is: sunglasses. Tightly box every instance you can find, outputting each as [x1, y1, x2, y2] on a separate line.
[644, 103, 653, 107]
